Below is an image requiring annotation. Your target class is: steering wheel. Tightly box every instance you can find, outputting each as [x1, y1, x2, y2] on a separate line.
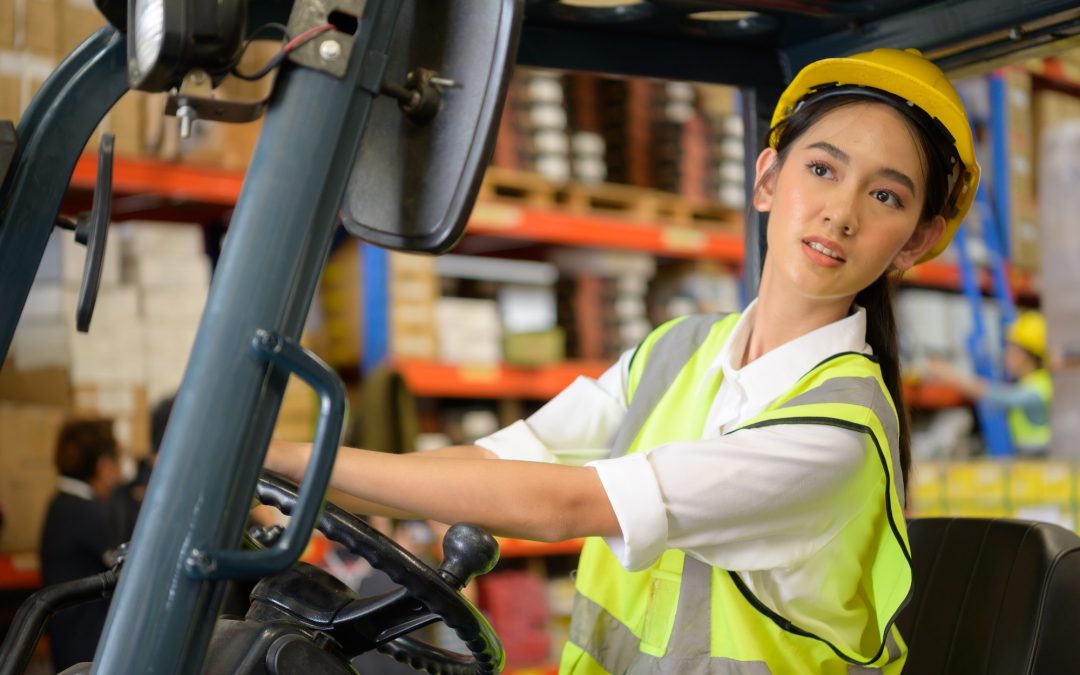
[254, 473, 504, 674]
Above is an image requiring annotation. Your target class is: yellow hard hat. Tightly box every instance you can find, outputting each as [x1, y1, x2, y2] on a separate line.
[771, 48, 979, 263]
[1008, 311, 1047, 359]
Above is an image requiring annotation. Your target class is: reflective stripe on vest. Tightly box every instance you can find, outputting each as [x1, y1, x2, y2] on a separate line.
[563, 313, 910, 674]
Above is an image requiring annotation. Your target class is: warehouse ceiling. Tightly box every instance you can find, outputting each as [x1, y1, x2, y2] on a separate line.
[518, 0, 1080, 85]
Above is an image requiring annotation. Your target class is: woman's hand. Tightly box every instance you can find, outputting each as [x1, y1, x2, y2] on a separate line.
[264, 439, 311, 482]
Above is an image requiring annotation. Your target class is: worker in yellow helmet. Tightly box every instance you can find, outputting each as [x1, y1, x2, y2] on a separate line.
[267, 48, 976, 673]
[927, 311, 1053, 457]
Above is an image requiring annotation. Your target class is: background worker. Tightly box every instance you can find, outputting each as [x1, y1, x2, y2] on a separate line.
[925, 310, 1052, 457]
[39, 419, 123, 671]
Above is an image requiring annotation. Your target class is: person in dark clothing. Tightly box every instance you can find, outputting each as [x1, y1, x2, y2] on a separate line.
[39, 418, 123, 672]
[107, 396, 174, 543]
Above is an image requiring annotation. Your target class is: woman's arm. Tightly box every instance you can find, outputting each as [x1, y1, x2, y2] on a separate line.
[267, 440, 620, 542]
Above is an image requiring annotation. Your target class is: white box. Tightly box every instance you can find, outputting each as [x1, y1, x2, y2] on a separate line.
[35, 228, 122, 286]
[140, 287, 207, 320]
[118, 221, 204, 257]
[22, 284, 139, 325]
[130, 253, 212, 288]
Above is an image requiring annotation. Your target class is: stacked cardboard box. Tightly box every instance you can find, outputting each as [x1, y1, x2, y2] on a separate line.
[119, 222, 210, 404]
[316, 243, 363, 368]
[9, 228, 151, 454]
[0, 0, 149, 156]
[389, 252, 439, 361]
[435, 297, 502, 365]
[0, 403, 66, 552]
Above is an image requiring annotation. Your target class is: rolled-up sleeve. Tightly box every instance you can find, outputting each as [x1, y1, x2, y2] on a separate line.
[476, 350, 632, 466]
[589, 423, 870, 572]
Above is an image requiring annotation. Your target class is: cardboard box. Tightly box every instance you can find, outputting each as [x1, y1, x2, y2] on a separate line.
[0, 0, 14, 50]
[0, 403, 66, 552]
[22, 283, 138, 324]
[128, 252, 212, 288]
[0, 71, 18, 122]
[504, 328, 565, 367]
[0, 360, 74, 406]
[24, 0, 60, 57]
[119, 221, 205, 257]
[36, 227, 122, 286]
[109, 90, 146, 157]
[73, 383, 150, 456]
[57, 0, 104, 56]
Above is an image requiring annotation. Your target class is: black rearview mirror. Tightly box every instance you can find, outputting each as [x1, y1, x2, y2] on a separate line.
[342, 0, 523, 254]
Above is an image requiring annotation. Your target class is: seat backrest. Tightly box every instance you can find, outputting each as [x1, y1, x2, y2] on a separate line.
[898, 517, 1080, 674]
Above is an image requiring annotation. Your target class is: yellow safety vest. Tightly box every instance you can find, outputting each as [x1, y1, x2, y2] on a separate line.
[1008, 368, 1052, 454]
[560, 313, 912, 674]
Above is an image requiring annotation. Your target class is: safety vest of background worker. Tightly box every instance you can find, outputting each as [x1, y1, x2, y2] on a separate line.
[558, 45, 983, 674]
[560, 312, 912, 674]
[1005, 311, 1053, 455]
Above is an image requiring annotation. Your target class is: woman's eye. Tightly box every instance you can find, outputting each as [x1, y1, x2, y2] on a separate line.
[873, 190, 903, 208]
[808, 162, 833, 179]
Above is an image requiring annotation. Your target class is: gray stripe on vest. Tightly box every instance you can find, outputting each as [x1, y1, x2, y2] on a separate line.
[570, 592, 642, 674]
[776, 376, 905, 507]
[570, 560, 771, 674]
[611, 314, 728, 459]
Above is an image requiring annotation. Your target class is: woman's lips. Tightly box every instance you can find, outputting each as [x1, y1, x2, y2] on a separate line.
[802, 238, 846, 267]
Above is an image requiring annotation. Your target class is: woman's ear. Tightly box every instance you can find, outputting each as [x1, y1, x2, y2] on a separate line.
[892, 214, 946, 271]
[751, 147, 779, 213]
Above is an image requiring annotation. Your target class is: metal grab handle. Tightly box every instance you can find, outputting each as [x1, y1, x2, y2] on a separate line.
[184, 330, 347, 580]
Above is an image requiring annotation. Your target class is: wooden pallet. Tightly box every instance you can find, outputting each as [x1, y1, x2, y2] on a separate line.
[480, 168, 740, 232]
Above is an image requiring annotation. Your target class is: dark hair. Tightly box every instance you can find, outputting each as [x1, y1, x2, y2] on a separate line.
[55, 419, 119, 482]
[150, 396, 175, 455]
[760, 92, 957, 493]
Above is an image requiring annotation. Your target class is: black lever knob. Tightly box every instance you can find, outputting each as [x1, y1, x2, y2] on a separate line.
[437, 523, 500, 590]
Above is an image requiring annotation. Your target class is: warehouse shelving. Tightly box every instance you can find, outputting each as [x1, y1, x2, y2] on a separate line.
[66, 154, 1014, 412]
[72, 154, 1036, 295]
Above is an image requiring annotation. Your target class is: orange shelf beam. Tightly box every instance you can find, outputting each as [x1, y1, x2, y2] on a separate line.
[904, 260, 1035, 297]
[498, 538, 583, 559]
[71, 154, 244, 206]
[905, 381, 969, 409]
[468, 201, 744, 262]
[395, 360, 609, 400]
[0, 552, 41, 590]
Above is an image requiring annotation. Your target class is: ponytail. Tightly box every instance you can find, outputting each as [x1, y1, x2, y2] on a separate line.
[855, 274, 910, 495]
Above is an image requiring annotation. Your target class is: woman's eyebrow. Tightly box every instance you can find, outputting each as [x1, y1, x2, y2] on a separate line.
[808, 141, 848, 163]
[878, 167, 917, 197]
[808, 140, 917, 196]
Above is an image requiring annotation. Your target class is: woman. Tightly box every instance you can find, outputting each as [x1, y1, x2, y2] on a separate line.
[269, 48, 977, 673]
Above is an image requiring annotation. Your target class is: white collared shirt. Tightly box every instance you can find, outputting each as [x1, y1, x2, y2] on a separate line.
[57, 476, 94, 500]
[476, 301, 877, 574]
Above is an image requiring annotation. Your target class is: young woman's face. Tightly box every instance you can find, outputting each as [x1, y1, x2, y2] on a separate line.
[753, 102, 945, 304]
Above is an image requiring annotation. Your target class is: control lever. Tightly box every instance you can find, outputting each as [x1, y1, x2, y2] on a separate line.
[437, 523, 500, 590]
[55, 133, 114, 332]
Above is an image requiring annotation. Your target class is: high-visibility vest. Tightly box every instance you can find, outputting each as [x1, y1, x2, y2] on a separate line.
[1008, 368, 1052, 454]
[560, 313, 912, 674]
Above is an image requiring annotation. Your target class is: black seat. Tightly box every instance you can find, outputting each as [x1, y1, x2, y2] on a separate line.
[898, 517, 1080, 674]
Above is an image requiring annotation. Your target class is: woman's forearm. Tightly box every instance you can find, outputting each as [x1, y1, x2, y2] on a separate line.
[266, 440, 619, 541]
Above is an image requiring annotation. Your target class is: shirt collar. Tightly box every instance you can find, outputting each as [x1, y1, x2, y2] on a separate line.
[715, 299, 871, 412]
[58, 476, 94, 500]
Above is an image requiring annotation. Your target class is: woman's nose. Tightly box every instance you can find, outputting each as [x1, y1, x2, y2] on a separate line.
[823, 193, 858, 236]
